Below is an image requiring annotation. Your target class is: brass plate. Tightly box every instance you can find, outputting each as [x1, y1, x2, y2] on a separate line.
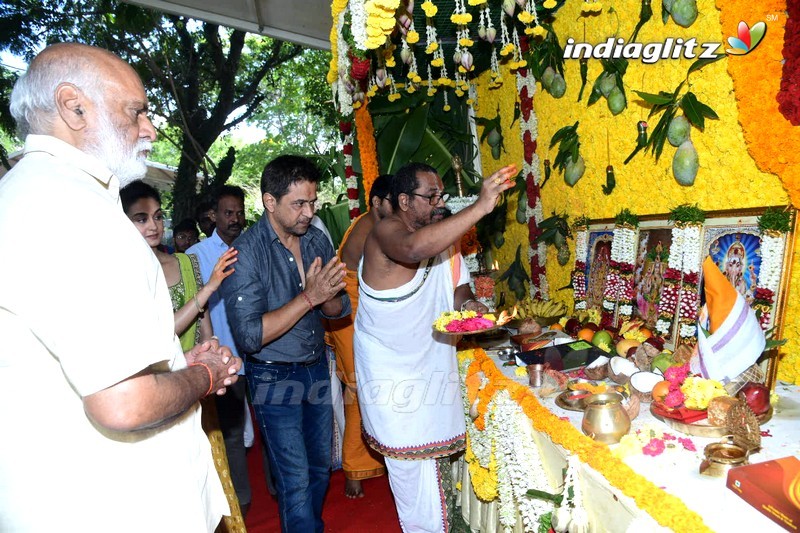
[555, 390, 591, 412]
[650, 405, 773, 438]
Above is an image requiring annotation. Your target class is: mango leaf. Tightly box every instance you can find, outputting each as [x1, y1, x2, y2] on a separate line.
[644, 106, 676, 161]
[632, 90, 675, 106]
[680, 92, 705, 130]
[686, 54, 725, 78]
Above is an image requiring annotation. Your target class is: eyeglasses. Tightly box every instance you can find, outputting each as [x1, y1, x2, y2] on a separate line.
[411, 192, 450, 205]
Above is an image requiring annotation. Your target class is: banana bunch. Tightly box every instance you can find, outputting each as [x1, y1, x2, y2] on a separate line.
[516, 298, 569, 319]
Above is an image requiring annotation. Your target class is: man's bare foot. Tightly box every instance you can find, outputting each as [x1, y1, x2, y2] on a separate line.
[345, 478, 365, 499]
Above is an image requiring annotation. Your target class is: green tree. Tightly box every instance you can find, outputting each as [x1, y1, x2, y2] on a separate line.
[0, 0, 309, 219]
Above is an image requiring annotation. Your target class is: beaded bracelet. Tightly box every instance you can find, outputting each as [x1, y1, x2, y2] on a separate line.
[190, 362, 214, 396]
[300, 292, 314, 311]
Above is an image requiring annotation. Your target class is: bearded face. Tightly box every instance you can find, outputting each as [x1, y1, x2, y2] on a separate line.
[84, 105, 152, 186]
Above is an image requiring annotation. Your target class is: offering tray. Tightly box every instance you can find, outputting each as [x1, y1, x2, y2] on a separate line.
[555, 390, 591, 412]
[650, 404, 773, 438]
[436, 324, 502, 336]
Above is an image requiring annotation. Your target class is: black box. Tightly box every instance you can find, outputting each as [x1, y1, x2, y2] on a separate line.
[515, 340, 607, 371]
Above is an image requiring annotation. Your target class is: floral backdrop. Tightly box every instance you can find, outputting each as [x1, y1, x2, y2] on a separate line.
[472, 0, 800, 384]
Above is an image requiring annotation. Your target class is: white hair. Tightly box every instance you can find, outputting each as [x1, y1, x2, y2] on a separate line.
[9, 44, 106, 138]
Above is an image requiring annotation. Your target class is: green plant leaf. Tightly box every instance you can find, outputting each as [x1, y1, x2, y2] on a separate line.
[680, 92, 705, 130]
[686, 54, 725, 78]
[385, 104, 430, 173]
[633, 90, 675, 105]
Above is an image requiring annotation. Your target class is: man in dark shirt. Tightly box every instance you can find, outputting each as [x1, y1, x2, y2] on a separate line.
[222, 155, 350, 533]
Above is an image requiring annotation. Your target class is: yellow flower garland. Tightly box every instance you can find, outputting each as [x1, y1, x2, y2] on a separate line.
[326, 0, 349, 84]
[716, 0, 800, 207]
[355, 103, 380, 198]
[460, 347, 713, 532]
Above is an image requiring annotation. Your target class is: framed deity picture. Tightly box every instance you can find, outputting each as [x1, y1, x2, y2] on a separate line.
[584, 226, 614, 312]
[632, 222, 677, 348]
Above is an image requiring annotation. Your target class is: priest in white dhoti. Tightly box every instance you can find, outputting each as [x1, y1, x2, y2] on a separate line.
[355, 162, 517, 532]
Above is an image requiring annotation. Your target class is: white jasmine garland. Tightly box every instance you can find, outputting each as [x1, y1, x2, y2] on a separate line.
[668, 226, 684, 271]
[681, 224, 702, 274]
[758, 233, 786, 292]
[333, 10, 354, 116]
[574, 230, 588, 263]
[350, 0, 369, 50]
[610, 226, 636, 264]
[446, 195, 478, 214]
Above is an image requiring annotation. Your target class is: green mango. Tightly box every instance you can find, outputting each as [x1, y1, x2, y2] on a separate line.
[672, 140, 699, 186]
[494, 232, 505, 248]
[607, 86, 626, 115]
[549, 74, 566, 98]
[541, 66, 556, 88]
[491, 144, 502, 160]
[564, 155, 585, 187]
[557, 244, 571, 266]
[667, 115, 690, 147]
[671, 0, 697, 27]
[598, 72, 616, 98]
[487, 128, 502, 147]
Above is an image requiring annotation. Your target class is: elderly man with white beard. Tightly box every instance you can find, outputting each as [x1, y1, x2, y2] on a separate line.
[0, 43, 239, 531]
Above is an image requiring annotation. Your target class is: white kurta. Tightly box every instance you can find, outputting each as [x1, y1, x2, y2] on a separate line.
[0, 135, 227, 532]
[354, 248, 468, 459]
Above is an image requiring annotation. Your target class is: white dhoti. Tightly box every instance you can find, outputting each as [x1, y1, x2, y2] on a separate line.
[354, 248, 468, 532]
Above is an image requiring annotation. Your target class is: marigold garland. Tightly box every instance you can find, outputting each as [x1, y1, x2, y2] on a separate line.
[327, 0, 350, 84]
[717, 0, 800, 208]
[460, 347, 714, 532]
[355, 103, 380, 217]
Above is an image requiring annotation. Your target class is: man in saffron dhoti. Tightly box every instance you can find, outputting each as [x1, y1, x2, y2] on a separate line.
[354, 162, 517, 532]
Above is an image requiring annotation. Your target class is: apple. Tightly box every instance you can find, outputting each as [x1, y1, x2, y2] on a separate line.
[626, 346, 638, 359]
[738, 382, 771, 415]
[591, 329, 614, 348]
[565, 318, 581, 336]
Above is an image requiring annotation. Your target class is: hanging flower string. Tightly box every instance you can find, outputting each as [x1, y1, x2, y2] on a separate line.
[572, 219, 590, 310]
[656, 225, 683, 338]
[355, 102, 380, 204]
[516, 37, 547, 299]
[341, 120, 359, 219]
[458, 347, 714, 532]
[326, 0, 350, 84]
[677, 223, 702, 344]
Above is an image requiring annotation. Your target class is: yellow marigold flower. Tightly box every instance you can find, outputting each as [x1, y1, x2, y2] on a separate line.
[421, 0, 438, 17]
[353, 101, 363, 109]
[500, 43, 515, 56]
[412, 74, 422, 83]
[406, 30, 420, 44]
[427, 88, 437, 96]
[443, 104, 451, 112]
[543, 0, 557, 7]
[517, 11, 534, 24]
[426, 42, 439, 54]
[366, 25, 385, 37]
[592, 2, 604, 12]
[450, 13, 473, 25]
[455, 88, 464, 97]
[388, 93, 402, 102]
[431, 57, 444, 67]
[367, 85, 378, 97]
[385, 56, 396, 68]
[468, 0, 487, 5]
[466, 98, 474, 106]
[459, 38, 474, 47]
[532, 25, 548, 38]
[407, 85, 417, 94]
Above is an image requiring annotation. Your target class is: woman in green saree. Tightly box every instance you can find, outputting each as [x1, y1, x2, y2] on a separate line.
[121, 181, 245, 532]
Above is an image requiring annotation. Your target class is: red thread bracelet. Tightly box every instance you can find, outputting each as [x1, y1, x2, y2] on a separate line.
[300, 292, 314, 311]
[190, 362, 214, 396]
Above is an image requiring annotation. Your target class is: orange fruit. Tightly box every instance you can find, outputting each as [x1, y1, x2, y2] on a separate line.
[638, 327, 653, 339]
[550, 323, 564, 331]
[651, 380, 671, 403]
[577, 327, 595, 342]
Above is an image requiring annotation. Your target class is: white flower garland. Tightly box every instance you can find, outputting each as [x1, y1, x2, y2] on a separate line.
[333, 9, 354, 117]
[678, 223, 702, 341]
[350, 0, 368, 50]
[757, 233, 785, 293]
[611, 226, 636, 264]
[574, 229, 588, 263]
[572, 228, 589, 310]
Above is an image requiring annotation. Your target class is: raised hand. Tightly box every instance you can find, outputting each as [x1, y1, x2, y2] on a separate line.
[476, 165, 518, 216]
[206, 247, 238, 291]
[304, 256, 347, 307]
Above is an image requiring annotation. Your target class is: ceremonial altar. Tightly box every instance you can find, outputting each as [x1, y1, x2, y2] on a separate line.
[455, 347, 800, 532]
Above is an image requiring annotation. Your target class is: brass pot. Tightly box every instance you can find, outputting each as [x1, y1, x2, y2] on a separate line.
[581, 392, 631, 444]
[699, 441, 749, 477]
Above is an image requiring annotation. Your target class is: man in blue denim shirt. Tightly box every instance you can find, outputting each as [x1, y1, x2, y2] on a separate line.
[222, 155, 350, 533]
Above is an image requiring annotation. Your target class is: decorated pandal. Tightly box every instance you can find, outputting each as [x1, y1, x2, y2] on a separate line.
[327, 0, 800, 529]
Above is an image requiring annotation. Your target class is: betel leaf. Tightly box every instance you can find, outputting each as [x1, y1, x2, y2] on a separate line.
[686, 54, 725, 78]
[632, 90, 674, 106]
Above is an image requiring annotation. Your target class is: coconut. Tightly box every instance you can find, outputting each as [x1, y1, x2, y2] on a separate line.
[629, 371, 664, 403]
[633, 343, 661, 371]
[608, 356, 638, 385]
[615, 338, 641, 357]
[583, 355, 610, 380]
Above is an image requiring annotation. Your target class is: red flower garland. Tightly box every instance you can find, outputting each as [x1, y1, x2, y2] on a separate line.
[778, 0, 800, 124]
